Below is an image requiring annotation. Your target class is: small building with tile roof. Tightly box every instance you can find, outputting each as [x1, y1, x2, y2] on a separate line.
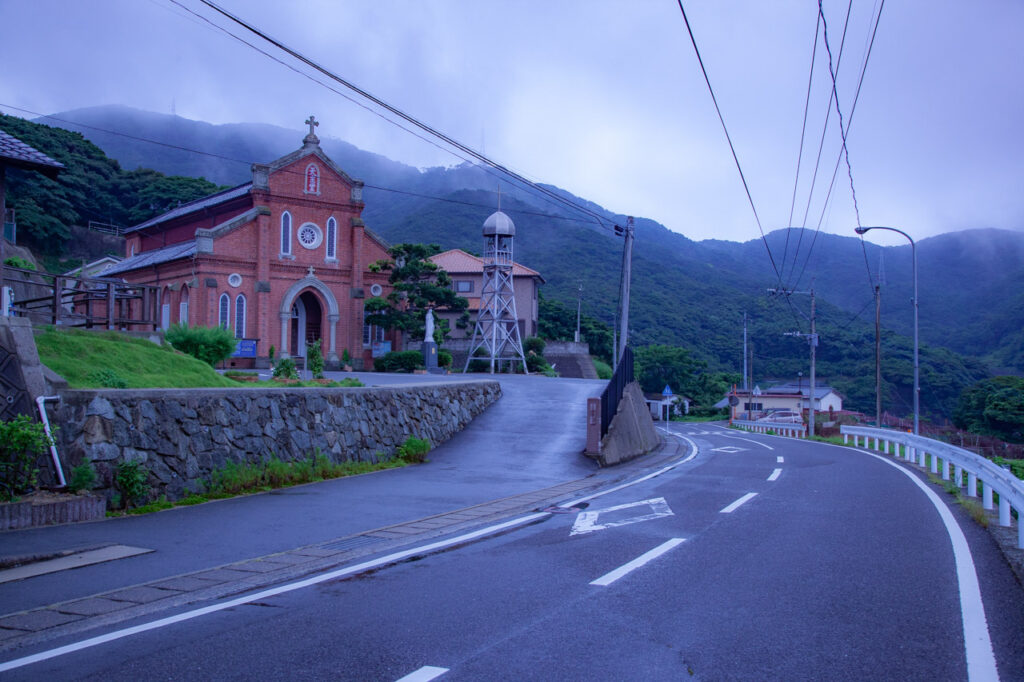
[102, 118, 395, 369]
[428, 248, 545, 341]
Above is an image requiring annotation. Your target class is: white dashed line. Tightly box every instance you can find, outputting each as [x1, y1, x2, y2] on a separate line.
[720, 492, 758, 513]
[767, 468, 782, 482]
[590, 538, 686, 586]
[776, 456, 784, 463]
[396, 666, 449, 682]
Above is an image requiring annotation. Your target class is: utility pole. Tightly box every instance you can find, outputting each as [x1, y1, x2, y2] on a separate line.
[742, 312, 748, 392]
[575, 280, 583, 343]
[875, 283, 881, 427]
[771, 286, 818, 437]
[615, 217, 634, 362]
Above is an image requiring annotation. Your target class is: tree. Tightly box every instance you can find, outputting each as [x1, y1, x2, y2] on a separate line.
[537, 291, 614, 362]
[634, 345, 705, 395]
[954, 376, 1024, 443]
[363, 243, 468, 344]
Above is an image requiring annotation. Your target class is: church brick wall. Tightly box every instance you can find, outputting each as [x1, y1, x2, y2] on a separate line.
[49, 380, 501, 504]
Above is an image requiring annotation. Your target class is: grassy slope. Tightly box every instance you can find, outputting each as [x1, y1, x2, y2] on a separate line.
[35, 328, 238, 389]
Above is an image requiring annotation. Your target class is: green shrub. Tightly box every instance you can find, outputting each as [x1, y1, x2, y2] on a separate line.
[438, 349, 453, 368]
[526, 353, 551, 374]
[165, 324, 238, 367]
[524, 336, 546, 356]
[342, 348, 352, 365]
[88, 368, 127, 388]
[307, 339, 325, 379]
[68, 459, 97, 493]
[468, 346, 490, 373]
[3, 256, 36, 271]
[0, 415, 52, 501]
[593, 358, 613, 380]
[272, 357, 299, 380]
[115, 460, 148, 509]
[397, 436, 431, 463]
[375, 350, 424, 373]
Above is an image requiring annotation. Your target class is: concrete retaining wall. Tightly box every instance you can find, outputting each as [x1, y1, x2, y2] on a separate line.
[47, 381, 501, 504]
[593, 381, 661, 466]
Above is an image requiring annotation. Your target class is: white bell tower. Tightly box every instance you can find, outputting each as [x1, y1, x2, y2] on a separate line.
[464, 209, 528, 373]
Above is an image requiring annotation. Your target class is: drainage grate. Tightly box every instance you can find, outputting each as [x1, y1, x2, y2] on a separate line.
[319, 535, 387, 552]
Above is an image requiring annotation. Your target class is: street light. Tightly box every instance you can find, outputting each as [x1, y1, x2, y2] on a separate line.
[855, 226, 918, 435]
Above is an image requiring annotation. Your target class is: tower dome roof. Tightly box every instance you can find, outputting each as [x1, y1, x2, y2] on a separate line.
[483, 210, 515, 237]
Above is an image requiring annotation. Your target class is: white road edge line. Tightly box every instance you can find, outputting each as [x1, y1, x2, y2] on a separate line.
[395, 665, 449, 682]
[2, 435, 704, 674]
[767, 468, 782, 482]
[561, 435, 698, 508]
[720, 492, 758, 514]
[846, 446, 1000, 682]
[0, 514, 548, 673]
[590, 538, 686, 586]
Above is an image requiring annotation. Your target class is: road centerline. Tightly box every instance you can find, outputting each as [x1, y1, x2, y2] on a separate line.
[590, 538, 686, 586]
[720, 492, 758, 514]
[767, 468, 782, 482]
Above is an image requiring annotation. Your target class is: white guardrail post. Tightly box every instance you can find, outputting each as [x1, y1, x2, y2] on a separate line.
[840, 425, 1024, 549]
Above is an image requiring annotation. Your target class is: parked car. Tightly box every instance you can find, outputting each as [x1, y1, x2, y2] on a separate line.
[757, 411, 803, 424]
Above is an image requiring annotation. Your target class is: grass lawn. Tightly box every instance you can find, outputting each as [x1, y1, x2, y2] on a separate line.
[35, 327, 239, 389]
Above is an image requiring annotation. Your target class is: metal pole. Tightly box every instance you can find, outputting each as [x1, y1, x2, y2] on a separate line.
[875, 284, 882, 428]
[617, 217, 634, 361]
[855, 226, 918, 435]
[809, 287, 816, 438]
[742, 312, 748, 392]
[911, 239, 919, 435]
[575, 281, 582, 343]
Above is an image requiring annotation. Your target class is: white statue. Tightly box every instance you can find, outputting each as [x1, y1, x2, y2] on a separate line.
[423, 308, 435, 343]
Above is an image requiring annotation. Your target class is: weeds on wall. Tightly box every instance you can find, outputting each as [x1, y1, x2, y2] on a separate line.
[0, 415, 53, 501]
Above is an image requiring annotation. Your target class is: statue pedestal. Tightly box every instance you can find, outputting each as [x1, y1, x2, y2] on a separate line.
[422, 341, 444, 374]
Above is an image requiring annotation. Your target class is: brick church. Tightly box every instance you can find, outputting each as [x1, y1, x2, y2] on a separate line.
[104, 117, 395, 369]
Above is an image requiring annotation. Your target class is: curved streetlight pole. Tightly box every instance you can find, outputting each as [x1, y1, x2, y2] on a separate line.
[855, 226, 918, 435]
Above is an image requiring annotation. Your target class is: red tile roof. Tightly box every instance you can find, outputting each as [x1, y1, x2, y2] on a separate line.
[429, 249, 543, 280]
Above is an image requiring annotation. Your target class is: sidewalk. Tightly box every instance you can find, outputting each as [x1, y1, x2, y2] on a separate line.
[0, 374, 676, 655]
[0, 435, 685, 655]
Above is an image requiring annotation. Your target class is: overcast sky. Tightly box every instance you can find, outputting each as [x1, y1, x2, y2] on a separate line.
[1, 0, 1021, 246]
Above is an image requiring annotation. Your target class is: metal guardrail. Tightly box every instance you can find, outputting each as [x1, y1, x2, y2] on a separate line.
[732, 419, 807, 439]
[841, 425, 1024, 549]
[599, 346, 633, 438]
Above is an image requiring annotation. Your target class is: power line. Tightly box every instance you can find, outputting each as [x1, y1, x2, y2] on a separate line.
[783, 11, 822, 275]
[187, 0, 615, 233]
[675, 0, 784, 288]
[786, 0, 854, 288]
[0, 103, 611, 231]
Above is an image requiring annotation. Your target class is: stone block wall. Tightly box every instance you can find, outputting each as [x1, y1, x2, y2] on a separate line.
[47, 381, 501, 504]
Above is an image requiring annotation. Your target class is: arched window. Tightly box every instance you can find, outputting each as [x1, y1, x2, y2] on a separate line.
[234, 294, 246, 339]
[160, 286, 171, 330]
[326, 216, 337, 260]
[178, 285, 190, 326]
[281, 211, 292, 256]
[304, 163, 320, 194]
[218, 293, 230, 330]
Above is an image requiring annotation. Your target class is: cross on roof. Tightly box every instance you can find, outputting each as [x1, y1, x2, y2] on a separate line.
[305, 116, 319, 137]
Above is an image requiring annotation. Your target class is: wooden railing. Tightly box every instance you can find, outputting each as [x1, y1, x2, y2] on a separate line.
[1, 265, 160, 330]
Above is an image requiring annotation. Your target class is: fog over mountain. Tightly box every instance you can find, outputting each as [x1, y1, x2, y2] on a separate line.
[21, 106, 1023, 417]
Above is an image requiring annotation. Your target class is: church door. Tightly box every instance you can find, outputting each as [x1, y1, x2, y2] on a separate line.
[289, 290, 324, 358]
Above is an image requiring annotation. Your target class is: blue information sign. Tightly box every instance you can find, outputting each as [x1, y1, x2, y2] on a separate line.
[232, 339, 258, 357]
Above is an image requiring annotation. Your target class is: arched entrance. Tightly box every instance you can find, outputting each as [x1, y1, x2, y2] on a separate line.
[290, 290, 323, 358]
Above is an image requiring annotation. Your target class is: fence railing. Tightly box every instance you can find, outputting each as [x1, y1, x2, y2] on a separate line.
[1, 265, 160, 330]
[841, 425, 1024, 549]
[599, 346, 633, 438]
[732, 419, 807, 439]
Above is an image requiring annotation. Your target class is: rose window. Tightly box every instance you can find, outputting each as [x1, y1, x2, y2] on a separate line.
[297, 223, 323, 249]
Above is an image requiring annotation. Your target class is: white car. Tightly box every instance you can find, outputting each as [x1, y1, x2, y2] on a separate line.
[757, 411, 803, 424]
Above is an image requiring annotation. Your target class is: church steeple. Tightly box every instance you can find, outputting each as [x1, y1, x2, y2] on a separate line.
[303, 115, 320, 146]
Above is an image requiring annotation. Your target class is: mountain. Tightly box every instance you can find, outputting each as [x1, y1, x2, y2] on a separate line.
[9, 106, 1021, 420]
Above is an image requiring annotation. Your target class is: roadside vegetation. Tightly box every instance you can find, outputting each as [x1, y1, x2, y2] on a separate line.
[108, 439, 431, 516]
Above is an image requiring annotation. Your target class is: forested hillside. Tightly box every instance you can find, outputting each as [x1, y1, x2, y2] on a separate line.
[3, 107, 1013, 421]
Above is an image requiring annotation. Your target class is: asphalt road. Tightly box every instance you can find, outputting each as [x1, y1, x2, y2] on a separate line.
[0, 374, 603, 615]
[5, 421, 1023, 680]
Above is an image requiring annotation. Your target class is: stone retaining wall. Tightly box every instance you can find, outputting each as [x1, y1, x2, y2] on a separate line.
[46, 381, 501, 504]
